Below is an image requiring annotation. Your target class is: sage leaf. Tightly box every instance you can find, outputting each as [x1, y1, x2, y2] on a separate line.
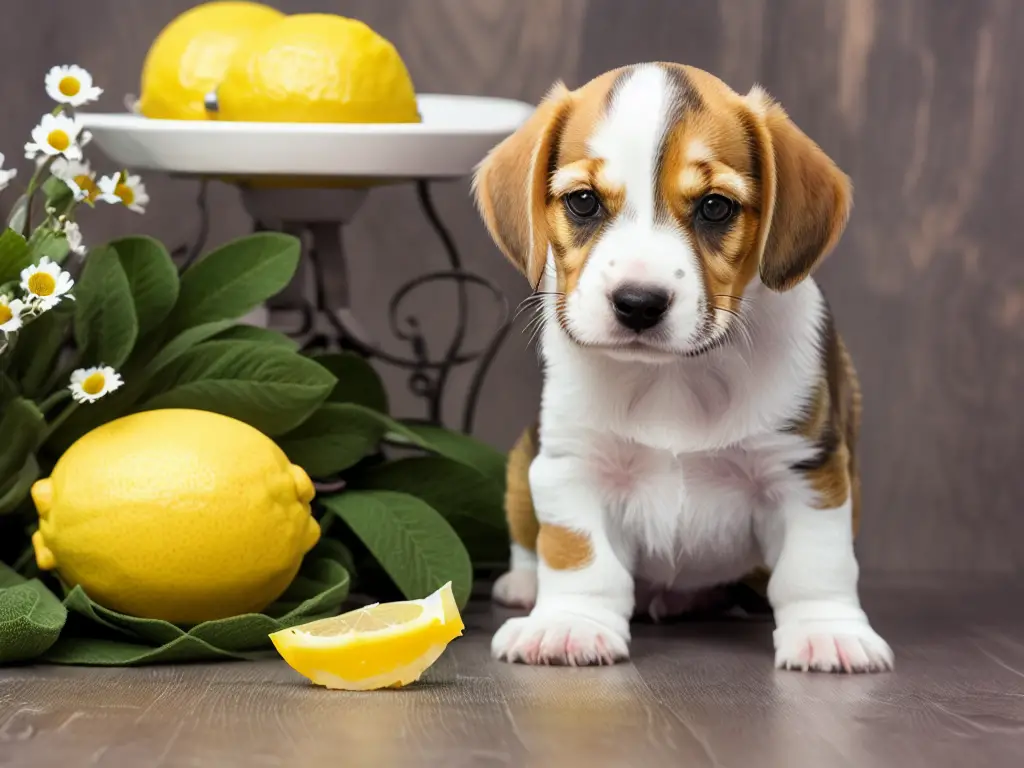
[278, 403, 388, 477]
[214, 324, 299, 350]
[0, 453, 39, 516]
[323, 490, 472, 609]
[110, 236, 179, 337]
[0, 564, 67, 664]
[138, 340, 335, 436]
[0, 227, 30, 284]
[312, 351, 389, 413]
[390, 422, 507, 491]
[170, 233, 301, 332]
[350, 456, 507, 565]
[75, 245, 139, 368]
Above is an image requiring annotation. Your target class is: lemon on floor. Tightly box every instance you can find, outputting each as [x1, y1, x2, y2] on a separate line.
[270, 582, 464, 691]
[31, 409, 319, 624]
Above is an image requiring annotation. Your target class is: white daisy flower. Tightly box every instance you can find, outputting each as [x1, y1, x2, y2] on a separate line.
[0, 295, 26, 336]
[61, 176, 88, 202]
[25, 113, 84, 161]
[20, 256, 74, 310]
[51, 157, 97, 201]
[0, 153, 16, 193]
[68, 366, 123, 404]
[45, 65, 103, 107]
[97, 172, 149, 214]
[63, 220, 86, 255]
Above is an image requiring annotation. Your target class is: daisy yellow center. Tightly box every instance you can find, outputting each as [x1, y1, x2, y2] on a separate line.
[28, 272, 56, 297]
[115, 183, 135, 206]
[81, 372, 106, 395]
[59, 76, 82, 97]
[47, 129, 70, 152]
[0, 306, 11, 324]
[75, 174, 98, 198]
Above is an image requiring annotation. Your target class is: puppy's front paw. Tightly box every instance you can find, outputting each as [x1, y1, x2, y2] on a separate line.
[492, 613, 629, 666]
[492, 569, 537, 609]
[774, 615, 893, 673]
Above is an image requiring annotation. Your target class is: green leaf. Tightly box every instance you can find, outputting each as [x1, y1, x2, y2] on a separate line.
[169, 233, 301, 332]
[0, 227, 30, 284]
[6, 197, 28, 236]
[0, 398, 45, 481]
[313, 351, 389, 413]
[277, 403, 388, 477]
[214, 324, 299, 350]
[138, 340, 335, 436]
[323, 490, 473, 610]
[8, 306, 72, 398]
[350, 457, 507, 565]
[0, 373, 18, 405]
[392, 423, 507, 491]
[27, 227, 71, 265]
[74, 245, 138, 368]
[43, 322, 236, 455]
[0, 454, 40, 515]
[141, 319, 235, 378]
[42, 551, 349, 666]
[110, 236, 179, 338]
[0, 563, 67, 664]
[42, 175, 73, 211]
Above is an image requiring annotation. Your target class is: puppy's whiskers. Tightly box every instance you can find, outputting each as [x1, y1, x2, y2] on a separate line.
[514, 291, 563, 322]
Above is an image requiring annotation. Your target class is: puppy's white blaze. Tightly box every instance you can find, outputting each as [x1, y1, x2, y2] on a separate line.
[550, 166, 590, 196]
[588, 65, 672, 224]
[680, 165, 703, 191]
[685, 139, 714, 164]
[714, 171, 749, 199]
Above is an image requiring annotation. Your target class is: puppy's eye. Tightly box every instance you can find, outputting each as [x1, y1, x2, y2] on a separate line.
[697, 194, 736, 224]
[564, 189, 601, 219]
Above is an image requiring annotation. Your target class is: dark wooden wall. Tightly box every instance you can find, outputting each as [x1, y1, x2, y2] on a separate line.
[1, 0, 1020, 573]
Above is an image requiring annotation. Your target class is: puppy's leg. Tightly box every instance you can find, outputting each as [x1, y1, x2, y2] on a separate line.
[493, 544, 538, 609]
[492, 453, 634, 665]
[492, 425, 540, 609]
[760, 495, 893, 673]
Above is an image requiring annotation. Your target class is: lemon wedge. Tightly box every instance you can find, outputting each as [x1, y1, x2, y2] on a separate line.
[270, 582, 464, 691]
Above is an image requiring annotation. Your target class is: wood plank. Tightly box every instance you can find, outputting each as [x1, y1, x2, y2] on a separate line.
[4, 585, 1022, 766]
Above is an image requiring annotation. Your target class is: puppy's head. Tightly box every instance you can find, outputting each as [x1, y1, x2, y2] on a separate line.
[474, 64, 851, 362]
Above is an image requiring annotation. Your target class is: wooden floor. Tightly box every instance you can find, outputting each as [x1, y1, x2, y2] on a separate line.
[2, 577, 1023, 767]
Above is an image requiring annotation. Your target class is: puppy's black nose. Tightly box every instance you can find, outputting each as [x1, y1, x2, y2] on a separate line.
[611, 285, 671, 333]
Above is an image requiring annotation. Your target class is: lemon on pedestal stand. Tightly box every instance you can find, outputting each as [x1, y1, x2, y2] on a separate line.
[139, 2, 420, 128]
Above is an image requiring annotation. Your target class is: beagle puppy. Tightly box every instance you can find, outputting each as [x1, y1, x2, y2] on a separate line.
[473, 63, 893, 673]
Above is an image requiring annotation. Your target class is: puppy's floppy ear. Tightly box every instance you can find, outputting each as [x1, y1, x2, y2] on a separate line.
[473, 82, 572, 288]
[746, 87, 852, 292]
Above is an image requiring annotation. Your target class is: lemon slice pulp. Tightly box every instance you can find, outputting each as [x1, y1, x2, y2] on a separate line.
[270, 582, 464, 691]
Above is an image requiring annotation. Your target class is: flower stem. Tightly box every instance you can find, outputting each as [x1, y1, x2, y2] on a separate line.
[42, 401, 79, 443]
[38, 388, 71, 414]
[22, 155, 58, 236]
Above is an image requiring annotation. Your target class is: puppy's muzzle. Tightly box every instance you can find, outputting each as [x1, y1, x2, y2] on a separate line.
[611, 284, 672, 333]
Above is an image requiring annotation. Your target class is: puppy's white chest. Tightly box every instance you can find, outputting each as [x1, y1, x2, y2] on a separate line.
[588, 439, 783, 589]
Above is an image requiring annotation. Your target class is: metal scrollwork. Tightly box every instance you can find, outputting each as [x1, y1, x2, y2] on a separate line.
[176, 179, 515, 434]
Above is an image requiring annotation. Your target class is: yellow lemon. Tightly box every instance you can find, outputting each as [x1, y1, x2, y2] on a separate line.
[270, 582, 464, 690]
[217, 14, 420, 123]
[139, 1, 285, 120]
[31, 409, 320, 625]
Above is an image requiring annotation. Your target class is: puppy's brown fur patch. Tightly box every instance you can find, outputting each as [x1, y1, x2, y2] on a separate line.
[538, 524, 594, 570]
[788, 312, 862, 529]
[505, 423, 540, 550]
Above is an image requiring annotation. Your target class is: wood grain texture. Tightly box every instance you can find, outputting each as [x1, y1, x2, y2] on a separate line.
[2, 581, 1023, 767]
[0, 0, 1020, 571]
